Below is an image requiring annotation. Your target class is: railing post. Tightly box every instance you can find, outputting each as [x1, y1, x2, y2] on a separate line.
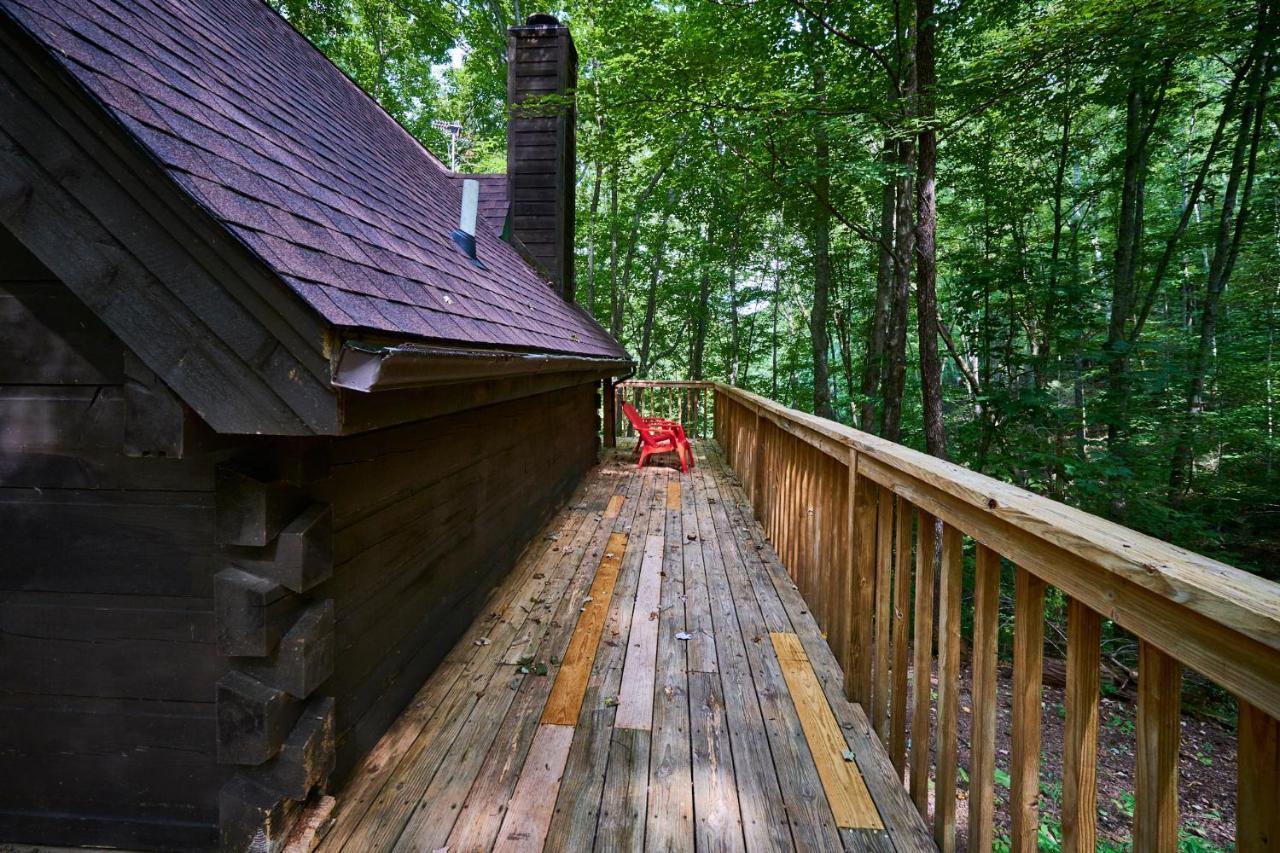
[1239, 700, 1280, 852]
[1010, 568, 1045, 853]
[909, 511, 936, 820]
[872, 483, 893, 742]
[934, 523, 963, 853]
[969, 544, 1001, 852]
[602, 378, 616, 449]
[889, 499, 912, 775]
[1135, 641, 1181, 853]
[1062, 599, 1100, 853]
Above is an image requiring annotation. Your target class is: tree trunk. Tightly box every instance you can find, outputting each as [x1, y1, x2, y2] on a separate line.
[1170, 11, 1273, 497]
[861, 139, 897, 433]
[836, 307, 855, 416]
[772, 257, 781, 399]
[607, 173, 621, 337]
[809, 25, 836, 419]
[637, 195, 674, 377]
[914, 0, 945, 459]
[882, 134, 915, 442]
[1102, 55, 1172, 518]
[612, 152, 676, 340]
[881, 13, 916, 442]
[690, 225, 713, 380]
[1038, 84, 1072, 389]
[728, 228, 743, 385]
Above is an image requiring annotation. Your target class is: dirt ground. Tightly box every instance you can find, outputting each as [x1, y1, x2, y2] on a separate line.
[911, 660, 1238, 850]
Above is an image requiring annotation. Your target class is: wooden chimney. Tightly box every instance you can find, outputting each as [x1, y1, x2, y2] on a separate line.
[507, 14, 577, 301]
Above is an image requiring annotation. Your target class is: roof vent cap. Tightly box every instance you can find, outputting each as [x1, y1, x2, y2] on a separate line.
[525, 13, 561, 26]
[451, 178, 485, 268]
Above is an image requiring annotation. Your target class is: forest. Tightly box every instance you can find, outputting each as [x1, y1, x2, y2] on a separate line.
[270, 0, 1279, 578]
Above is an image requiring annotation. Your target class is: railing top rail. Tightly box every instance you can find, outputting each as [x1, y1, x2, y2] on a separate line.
[616, 379, 713, 388]
[712, 382, 1280, 667]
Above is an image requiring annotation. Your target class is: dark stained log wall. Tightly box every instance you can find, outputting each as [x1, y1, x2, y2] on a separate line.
[1, 217, 604, 852]
[316, 382, 599, 780]
[0, 225, 229, 850]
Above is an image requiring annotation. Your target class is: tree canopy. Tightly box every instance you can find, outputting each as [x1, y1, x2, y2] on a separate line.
[273, 0, 1280, 577]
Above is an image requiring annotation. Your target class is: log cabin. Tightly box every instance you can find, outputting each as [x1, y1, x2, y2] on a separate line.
[0, 1, 628, 850]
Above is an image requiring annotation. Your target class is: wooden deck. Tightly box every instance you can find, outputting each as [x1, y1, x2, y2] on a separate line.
[316, 442, 933, 853]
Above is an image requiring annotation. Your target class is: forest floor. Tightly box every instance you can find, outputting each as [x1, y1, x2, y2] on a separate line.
[927, 659, 1237, 851]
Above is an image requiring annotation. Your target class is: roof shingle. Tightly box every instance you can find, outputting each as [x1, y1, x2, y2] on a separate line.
[3, 0, 626, 360]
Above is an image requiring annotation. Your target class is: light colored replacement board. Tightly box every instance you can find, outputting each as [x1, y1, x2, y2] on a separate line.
[541, 531, 628, 725]
[771, 631, 884, 830]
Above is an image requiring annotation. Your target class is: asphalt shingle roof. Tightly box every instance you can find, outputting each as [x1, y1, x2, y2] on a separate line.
[3, 0, 626, 360]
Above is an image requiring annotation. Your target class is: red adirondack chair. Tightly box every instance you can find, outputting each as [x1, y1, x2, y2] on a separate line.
[622, 402, 691, 473]
[627, 406, 693, 458]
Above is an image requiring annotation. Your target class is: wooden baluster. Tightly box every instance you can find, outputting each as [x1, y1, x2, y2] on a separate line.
[1062, 598, 1100, 853]
[873, 483, 894, 743]
[909, 511, 937, 820]
[829, 454, 850, 668]
[1238, 700, 1280, 852]
[805, 447, 819, 622]
[795, 444, 807, 598]
[889, 498, 912, 775]
[934, 523, 963, 853]
[1135, 641, 1181, 853]
[785, 435, 795, 571]
[789, 438, 799, 574]
[774, 424, 784, 553]
[810, 449, 821, 617]
[848, 450, 876, 705]
[751, 409, 764, 512]
[1009, 568, 1045, 853]
[969, 544, 1001, 852]
[713, 389, 720, 445]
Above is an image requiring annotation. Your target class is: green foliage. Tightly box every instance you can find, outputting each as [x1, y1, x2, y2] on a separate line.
[276, 0, 1280, 574]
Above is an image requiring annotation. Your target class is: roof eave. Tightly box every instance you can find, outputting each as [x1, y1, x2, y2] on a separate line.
[332, 340, 634, 393]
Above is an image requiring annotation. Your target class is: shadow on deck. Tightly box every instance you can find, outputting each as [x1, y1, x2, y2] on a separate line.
[316, 442, 932, 852]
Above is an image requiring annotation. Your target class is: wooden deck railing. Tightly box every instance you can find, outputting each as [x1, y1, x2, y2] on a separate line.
[694, 382, 1280, 853]
[607, 379, 713, 442]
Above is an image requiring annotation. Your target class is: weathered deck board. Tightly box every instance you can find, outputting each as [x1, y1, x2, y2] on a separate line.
[322, 472, 613, 852]
[321, 447, 933, 852]
[699, 458, 844, 852]
[688, 456, 794, 853]
[544, 468, 664, 850]
[646, 474, 695, 849]
[706, 444, 935, 853]
[443, 464, 648, 853]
